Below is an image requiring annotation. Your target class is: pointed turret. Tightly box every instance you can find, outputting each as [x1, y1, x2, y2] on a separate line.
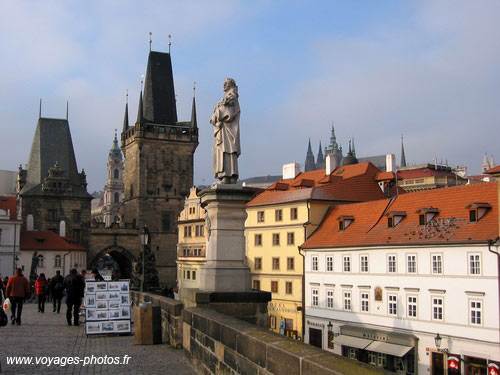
[109, 131, 122, 159]
[136, 90, 144, 125]
[341, 138, 358, 166]
[400, 135, 407, 168]
[351, 137, 356, 157]
[122, 101, 129, 133]
[305, 139, 316, 172]
[191, 95, 197, 128]
[316, 141, 325, 170]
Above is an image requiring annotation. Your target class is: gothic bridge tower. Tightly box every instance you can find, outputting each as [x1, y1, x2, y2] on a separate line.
[121, 50, 198, 285]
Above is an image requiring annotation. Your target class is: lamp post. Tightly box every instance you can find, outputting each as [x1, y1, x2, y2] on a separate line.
[434, 333, 448, 353]
[327, 321, 334, 349]
[139, 225, 149, 292]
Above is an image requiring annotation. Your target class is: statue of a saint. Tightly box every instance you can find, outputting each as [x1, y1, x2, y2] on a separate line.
[210, 78, 240, 184]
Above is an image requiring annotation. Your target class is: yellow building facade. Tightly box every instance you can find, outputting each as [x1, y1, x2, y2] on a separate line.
[246, 199, 331, 339]
[176, 187, 207, 291]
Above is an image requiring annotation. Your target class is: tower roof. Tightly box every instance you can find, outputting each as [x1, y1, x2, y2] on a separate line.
[143, 51, 178, 125]
[400, 135, 407, 167]
[305, 138, 316, 172]
[20, 117, 91, 198]
[122, 101, 129, 133]
[191, 95, 197, 128]
[109, 131, 122, 159]
[136, 90, 144, 125]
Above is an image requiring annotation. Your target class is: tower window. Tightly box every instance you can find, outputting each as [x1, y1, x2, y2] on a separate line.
[114, 169, 119, 179]
[114, 192, 119, 203]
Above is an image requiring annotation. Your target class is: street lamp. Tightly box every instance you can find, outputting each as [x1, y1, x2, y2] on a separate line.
[434, 333, 448, 353]
[140, 225, 149, 292]
[327, 321, 333, 332]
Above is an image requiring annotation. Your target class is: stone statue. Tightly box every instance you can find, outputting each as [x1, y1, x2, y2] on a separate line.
[210, 78, 240, 184]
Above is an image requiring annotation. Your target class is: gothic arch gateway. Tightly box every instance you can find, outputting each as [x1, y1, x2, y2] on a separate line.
[90, 246, 136, 279]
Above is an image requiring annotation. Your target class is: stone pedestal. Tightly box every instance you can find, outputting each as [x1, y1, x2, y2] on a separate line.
[199, 184, 254, 291]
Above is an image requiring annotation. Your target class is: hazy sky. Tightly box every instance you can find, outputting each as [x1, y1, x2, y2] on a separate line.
[1, 0, 499, 192]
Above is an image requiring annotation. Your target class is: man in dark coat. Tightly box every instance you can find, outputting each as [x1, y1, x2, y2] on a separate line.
[5, 268, 30, 325]
[63, 269, 84, 326]
[51, 270, 64, 313]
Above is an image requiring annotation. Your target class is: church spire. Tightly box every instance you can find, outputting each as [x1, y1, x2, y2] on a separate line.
[351, 137, 356, 157]
[122, 91, 129, 133]
[316, 141, 325, 170]
[191, 83, 197, 129]
[305, 138, 316, 172]
[400, 134, 407, 168]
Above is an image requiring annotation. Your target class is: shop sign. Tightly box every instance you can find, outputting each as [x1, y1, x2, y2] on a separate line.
[447, 356, 460, 370]
[488, 362, 499, 375]
[269, 302, 298, 314]
[306, 320, 324, 328]
[361, 332, 388, 342]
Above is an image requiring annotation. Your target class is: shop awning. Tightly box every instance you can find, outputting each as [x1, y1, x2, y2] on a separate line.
[365, 341, 413, 357]
[333, 335, 372, 349]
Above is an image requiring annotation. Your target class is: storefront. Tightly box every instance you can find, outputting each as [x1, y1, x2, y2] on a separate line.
[332, 326, 417, 374]
[430, 352, 499, 375]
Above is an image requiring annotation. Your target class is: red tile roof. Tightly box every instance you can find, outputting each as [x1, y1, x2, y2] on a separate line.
[301, 182, 499, 249]
[247, 163, 392, 207]
[397, 168, 458, 179]
[487, 166, 500, 174]
[21, 231, 87, 251]
[0, 196, 18, 220]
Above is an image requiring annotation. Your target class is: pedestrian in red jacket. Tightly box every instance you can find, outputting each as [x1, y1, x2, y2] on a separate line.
[35, 273, 47, 313]
[6, 268, 30, 325]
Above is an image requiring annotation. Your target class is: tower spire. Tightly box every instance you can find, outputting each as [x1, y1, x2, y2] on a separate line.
[149, 32, 152, 52]
[122, 90, 129, 133]
[39, 98, 42, 119]
[168, 34, 172, 54]
[191, 82, 197, 129]
[305, 138, 316, 172]
[400, 134, 407, 168]
[351, 137, 356, 157]
[136, 78, 144, 125]
[66, 101, 69, 120]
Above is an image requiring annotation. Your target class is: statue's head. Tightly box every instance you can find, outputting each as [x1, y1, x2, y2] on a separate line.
[223, 78, 237, 91]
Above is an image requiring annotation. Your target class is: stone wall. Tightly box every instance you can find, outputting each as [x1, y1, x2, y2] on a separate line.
[131, 291, 391, 375]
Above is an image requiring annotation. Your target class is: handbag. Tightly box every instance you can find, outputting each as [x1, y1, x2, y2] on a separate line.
[0, 291, 8, 326]
[3, 297, 11, 312]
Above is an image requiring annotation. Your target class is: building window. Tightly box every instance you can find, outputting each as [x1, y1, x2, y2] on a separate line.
[257, 211, 265, 223]
[388, 254, 397, 273]
[184, 226, 192, 238]
[327, 289, 334, 309]
[269, 315, 276, 329]
[360, 255, 369, 273]
[432, 296, 444, 321]
[186, 270, 191, 280]
[162, 212, 171, 231]
[470, 300, 482, 325]
[338, 221, 344, 231]
[114, 192, 119, 203]
[272, 257, 280, 270]
[285, 319, 293, 331]
[275, 209, 282, 222]
[407, 254, 417, 273]
[387, 217, 393, 228]
[183, 249, 189, 256]
[368, 352, 376, 365]
[388, 294, 397, 316]
[469, 209, 477, 223]
[253, 280, 260, 290]
[287, 257, 294, 270]
[47, 209, 57, 221]
[37, 255, 44, 267]
[285, 282, 293, 294]
[326, 256, 334, 272]
[361, 292, 369, 312]
[254, 234, 262, 246]
[377, 353, 387, 367]
[114, 169, 119, 179]
[55, 255, 62, 268]
[407, 296, 417, 318]
[287, 232, 295, 245]
[272, 233, 280, 246]
[254, 257, 262, 270]
[343, 291, 351, 311]
[312, 288, 319, 306]
[192, 271, 196, 280]
[343, 255, 351, 272]
[469, 253, 481, 275]
[290, 207, 298, 220]
[312, 256, 318, 271]
[271, 281, 278, 293]
[72, 229, 81, 242]
[349, 348, 357, 359]
[431, 254, 443, 274]
[73, 210, 81, 221]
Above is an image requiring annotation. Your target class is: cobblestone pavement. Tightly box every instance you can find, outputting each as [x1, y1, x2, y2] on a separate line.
[0, 302, 196, 375]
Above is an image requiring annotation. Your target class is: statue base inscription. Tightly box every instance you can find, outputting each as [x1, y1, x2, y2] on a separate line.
[199, 184, 254, 291]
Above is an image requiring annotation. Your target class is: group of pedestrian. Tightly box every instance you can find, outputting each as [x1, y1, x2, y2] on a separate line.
[1, 268, 104, 326]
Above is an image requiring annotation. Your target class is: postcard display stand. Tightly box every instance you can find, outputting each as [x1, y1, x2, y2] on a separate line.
[84, 280, 132, 335]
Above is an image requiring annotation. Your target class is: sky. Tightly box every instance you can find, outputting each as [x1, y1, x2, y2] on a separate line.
[1, 0, 499, 192]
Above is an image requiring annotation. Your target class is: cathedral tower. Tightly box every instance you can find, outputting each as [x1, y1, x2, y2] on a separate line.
[304, 139, 316, 172]
[102, 131, 124, 227]
[121, 50, 198, 285]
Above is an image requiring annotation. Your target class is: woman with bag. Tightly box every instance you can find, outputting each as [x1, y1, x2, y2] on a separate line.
[35, 273, 47, 313]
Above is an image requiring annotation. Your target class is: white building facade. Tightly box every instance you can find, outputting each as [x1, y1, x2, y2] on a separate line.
[301, 182, 500, 375]
[0, 196, 22, 278]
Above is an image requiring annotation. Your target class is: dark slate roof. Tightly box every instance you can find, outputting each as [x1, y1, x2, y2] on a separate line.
[143, 51, 177, 125]
[358, 155, 387, 171]
[20, 117, 91, 198]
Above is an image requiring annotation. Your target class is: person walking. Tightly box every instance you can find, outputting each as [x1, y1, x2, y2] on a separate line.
[51, 270, 64, 313]
[46, 278, 52, 302]
[64, 269, 84, 326]
[35, 273, 47, 313]
[5, 268, 30, 325]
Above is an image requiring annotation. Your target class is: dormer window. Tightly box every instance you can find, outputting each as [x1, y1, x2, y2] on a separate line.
[416, 208, 440, 225]
[337, 216, 354, 231]
[466, 203, 492, 223]
[386, 211, 407, 228]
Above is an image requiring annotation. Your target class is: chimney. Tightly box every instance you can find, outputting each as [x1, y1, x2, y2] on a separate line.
[59, 220, 66, 238]
[326, 155, 336, 175]
[283, 162, 301, 180]
[386, 153, 395, 172]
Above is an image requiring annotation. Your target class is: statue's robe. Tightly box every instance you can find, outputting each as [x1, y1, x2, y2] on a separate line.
[211, 88, 240, 179]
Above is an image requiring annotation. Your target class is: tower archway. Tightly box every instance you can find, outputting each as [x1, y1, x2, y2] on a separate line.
[90, 246, 136, 279]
